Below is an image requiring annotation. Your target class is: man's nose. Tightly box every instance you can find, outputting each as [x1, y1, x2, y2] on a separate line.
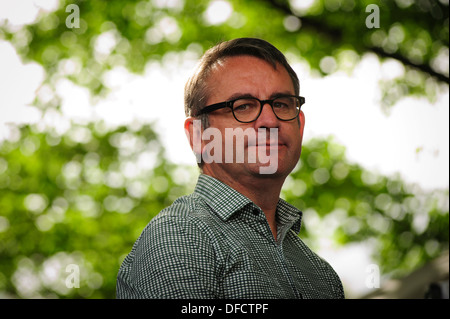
[255, 103, 279, 128]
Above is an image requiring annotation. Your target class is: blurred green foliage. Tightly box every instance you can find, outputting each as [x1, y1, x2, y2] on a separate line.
[0, 122, 198, 298]
[2, 0, 448, 108]
[0, 0, 448, 298]
[0, 123, 447, 298]
[283, 138, 449, 277]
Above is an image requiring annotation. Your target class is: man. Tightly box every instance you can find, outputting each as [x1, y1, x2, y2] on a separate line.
[116, 38, 345, 299]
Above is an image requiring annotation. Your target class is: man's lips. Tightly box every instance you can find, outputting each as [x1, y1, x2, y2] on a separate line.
[248, 142, 285, 147]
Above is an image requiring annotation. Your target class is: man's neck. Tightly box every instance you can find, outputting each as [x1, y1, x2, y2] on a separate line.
[202, 168, 286, 239]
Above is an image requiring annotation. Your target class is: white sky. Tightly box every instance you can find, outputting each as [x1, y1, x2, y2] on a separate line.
[0, 0, 449, 298]
[3, 41, 446, 190]
[0, 0, 448, 192]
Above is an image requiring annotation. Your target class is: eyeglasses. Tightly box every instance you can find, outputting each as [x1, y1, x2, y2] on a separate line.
[196, 95, 305, 123]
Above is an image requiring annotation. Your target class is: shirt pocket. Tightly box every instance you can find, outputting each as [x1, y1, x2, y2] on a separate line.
[220, 270, 294, 298]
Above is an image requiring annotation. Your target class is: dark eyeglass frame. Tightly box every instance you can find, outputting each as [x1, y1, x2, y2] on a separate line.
[196, 95, 305, 123]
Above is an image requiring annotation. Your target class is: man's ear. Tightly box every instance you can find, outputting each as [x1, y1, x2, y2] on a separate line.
[184, 117, 202, 162]
[299, 110, 305, 143]
[184, 117, 195, 150]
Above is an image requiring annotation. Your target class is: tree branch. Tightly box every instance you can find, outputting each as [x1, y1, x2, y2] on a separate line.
[264, 0, 450, 84]
[370, 47, 449, 84]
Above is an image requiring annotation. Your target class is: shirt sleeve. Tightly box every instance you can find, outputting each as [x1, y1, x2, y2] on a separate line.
[116, 212, 220, 299]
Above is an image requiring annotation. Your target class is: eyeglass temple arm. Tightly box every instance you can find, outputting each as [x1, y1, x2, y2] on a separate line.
[196, 102, 229, 116]
[299, 96, 305, 106]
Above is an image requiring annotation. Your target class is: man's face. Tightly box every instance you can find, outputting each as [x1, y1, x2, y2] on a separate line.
[195, 55, 305, 181]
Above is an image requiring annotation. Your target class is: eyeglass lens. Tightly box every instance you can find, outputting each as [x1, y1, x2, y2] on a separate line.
[232, 96, 300, 122]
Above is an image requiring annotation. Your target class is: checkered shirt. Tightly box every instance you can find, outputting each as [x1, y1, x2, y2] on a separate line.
[116, 174, 345, 299]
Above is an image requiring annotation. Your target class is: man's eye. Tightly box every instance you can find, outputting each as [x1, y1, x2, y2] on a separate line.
[273, 102, 288, 109]
[233, 100, 258, 112]
[234, 104, 250, 111]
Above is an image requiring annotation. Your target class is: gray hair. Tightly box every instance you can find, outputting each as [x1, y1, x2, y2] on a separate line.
[184, 38, 300, 128]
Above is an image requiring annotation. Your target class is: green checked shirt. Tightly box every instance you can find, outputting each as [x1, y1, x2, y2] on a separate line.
[116, 174, 345, 299]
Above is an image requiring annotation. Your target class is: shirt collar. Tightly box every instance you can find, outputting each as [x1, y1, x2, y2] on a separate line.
[194, 174, 253, 221]
[194, 174, 303, 234]
[276, 198, 303, 235]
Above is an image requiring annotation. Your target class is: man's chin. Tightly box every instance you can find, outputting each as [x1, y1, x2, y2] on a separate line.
[243, 161, 282, 177]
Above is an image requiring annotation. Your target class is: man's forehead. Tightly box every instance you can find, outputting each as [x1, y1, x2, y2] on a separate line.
[207, 55, 294, 97]
[211, 55, 279, 72]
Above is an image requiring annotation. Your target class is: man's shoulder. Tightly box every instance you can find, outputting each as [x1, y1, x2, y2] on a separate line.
[154, 192, 211, 220]
[140, 192, 217, 238]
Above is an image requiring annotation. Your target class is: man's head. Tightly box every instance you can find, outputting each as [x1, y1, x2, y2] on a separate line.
[184, 38, 300, 124]
[184, 38, 305, 182]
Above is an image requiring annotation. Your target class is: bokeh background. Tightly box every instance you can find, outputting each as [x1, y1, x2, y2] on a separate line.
[0, 0, 448, 299]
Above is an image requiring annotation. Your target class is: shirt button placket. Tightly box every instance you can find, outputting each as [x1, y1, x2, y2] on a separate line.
[276, 241, 303, 299]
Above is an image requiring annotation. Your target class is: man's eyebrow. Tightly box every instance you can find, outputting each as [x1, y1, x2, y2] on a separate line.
[226, 91, 294, 101]
[226, 93, 255, 101]
[270, 91, 295, 99]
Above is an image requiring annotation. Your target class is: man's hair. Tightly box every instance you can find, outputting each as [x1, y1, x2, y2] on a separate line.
[184, 38, 300, 126]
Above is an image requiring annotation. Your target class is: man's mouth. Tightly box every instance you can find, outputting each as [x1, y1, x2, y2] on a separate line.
[249, 141, 285, 147]
[254, 144, 281, 147]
